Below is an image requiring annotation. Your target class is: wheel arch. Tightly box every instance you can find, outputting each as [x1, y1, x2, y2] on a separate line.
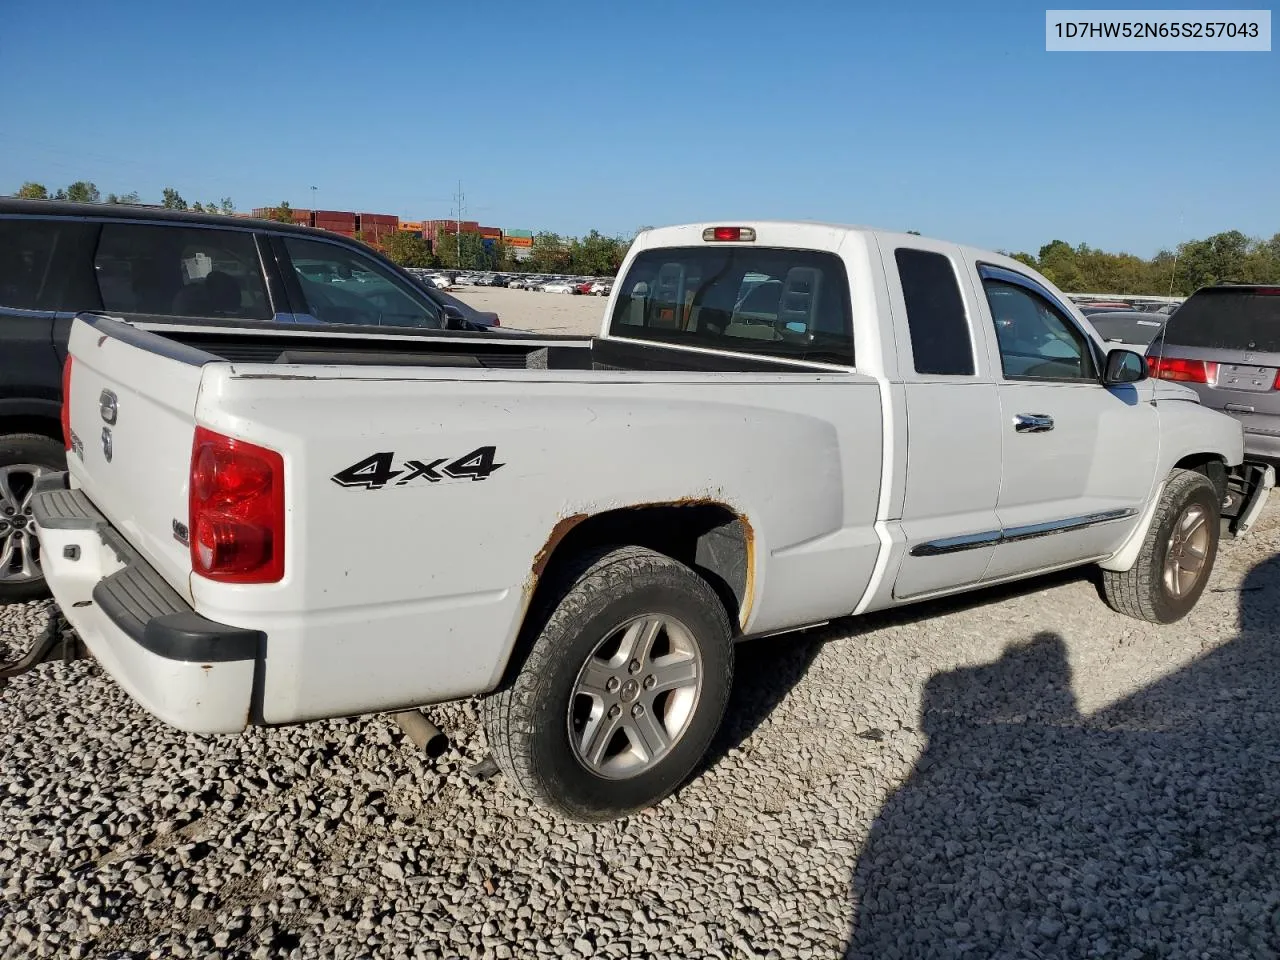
[0, 409, 64, 445]
[523, 501, 755, 640]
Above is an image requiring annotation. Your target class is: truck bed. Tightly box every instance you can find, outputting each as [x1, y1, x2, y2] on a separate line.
[122, 317, 845, 374]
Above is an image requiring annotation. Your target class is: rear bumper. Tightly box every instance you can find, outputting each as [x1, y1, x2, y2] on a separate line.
[31, 473, 259, 734]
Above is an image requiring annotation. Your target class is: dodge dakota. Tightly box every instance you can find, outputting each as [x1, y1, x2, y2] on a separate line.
[26, 221, 1272, 821]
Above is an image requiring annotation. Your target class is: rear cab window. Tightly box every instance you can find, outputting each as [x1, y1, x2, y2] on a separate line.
[609, 246, 854, 365]
[894, 248, 974, 376]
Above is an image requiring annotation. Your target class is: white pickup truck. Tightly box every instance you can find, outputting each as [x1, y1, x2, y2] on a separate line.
[27, 221, 1273, 822]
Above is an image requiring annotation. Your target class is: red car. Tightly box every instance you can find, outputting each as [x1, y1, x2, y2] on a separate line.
[575, 281, 595, 295]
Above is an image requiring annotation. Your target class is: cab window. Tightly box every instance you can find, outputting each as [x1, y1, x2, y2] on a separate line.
[983, 279, 1095, 381]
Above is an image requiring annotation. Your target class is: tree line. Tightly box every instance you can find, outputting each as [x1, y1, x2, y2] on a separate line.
[1003, 231, 1280, 296]
[381, 227, 634, 276]
[12, 181, 1278, 290]
[14, 181, 234, 215]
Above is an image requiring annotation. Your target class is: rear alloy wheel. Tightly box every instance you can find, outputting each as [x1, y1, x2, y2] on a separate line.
[482, 546, 734, 822]
[1102, 468, 1220, 623]
[0, 434, 66, 604]
[567, 613, 703, 780]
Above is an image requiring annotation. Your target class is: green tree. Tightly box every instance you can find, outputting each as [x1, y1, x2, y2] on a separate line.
[192, 202, 205, 212]
[528, 232, 570, 273]
[52, 188, 67, 200]
[16, 182, 48, 199]
[383, 230, 436, 268]
[263, 202, 294, 223]
[161, 187, 187, 210]
[107, 190, 141, 205]
[64, 181, 101, 203]
[1009, 251, 1039, 269]
[219, 197, 235, 216]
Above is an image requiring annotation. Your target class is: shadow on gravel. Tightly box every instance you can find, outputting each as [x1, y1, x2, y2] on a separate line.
[699, 567, 1093, 775]
[846, 556, 1280, 959]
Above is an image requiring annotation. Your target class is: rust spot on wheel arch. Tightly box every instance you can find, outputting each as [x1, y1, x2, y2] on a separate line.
[530, 513, 589, 580]
[738, 512, 756, 630]
[524, 501, 756, 630]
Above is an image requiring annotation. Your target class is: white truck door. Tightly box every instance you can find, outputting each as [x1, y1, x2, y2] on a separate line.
[879, 239, 1003, 600]
[971, 264, 1160, 580]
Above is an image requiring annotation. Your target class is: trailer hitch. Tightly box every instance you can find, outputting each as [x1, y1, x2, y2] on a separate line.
[0, 614, 86, 692]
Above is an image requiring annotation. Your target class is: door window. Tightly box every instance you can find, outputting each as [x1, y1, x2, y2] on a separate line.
[982, 279, 1095, 381]
[94, 224, 271, 320]
[0, 219, 64, 311]
[282, 237, 442, 329]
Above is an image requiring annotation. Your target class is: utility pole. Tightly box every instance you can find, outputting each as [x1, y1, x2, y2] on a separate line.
[453, 180, 465, 269]
[310, 185, 317, 209]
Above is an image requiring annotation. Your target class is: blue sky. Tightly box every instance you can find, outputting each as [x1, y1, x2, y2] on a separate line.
[3, 0, 1275, 256]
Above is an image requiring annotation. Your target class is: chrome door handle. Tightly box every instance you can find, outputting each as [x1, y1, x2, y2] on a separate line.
[1014, 413, 1054, 433]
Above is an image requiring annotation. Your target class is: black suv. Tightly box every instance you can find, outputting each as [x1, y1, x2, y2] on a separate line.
[0, 199, 491, 601]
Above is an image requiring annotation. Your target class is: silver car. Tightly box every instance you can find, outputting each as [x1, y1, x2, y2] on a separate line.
[1147, 285, 1280, 463]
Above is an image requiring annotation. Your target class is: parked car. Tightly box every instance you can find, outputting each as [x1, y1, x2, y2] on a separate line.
[1084, 310, 1167, 350]
[24, 221, 1272, 824]
[540, 280, 578, 294]
[590, 280, 613, 296]
[575, 281, 595, 295]
[1146, 284, 1280, 463]
[0, 199, 498, 601]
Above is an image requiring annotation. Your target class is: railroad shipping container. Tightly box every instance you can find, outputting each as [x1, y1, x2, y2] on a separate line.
[505, 228, 533, 239]
[505, 236, 534, 248]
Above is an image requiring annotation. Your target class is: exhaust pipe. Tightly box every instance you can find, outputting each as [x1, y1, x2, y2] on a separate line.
[392, 709, 448, 758]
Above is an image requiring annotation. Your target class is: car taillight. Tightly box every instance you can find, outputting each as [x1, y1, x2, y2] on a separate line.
[61, 356, 73, 451]
[1147, 355, 1218, 384]
[189, 426, 285, 583]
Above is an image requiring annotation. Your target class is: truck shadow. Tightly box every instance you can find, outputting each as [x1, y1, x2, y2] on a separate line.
[701, 568, 1092, 774]
[844, 556, 1280, 958]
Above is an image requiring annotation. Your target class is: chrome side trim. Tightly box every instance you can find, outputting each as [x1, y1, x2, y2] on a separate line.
[909, 507, 1139, 557]
[1001, 508, 1138, 544]
[908, 529, 1002, 557]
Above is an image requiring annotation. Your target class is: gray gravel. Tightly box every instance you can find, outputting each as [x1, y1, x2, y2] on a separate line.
[3, 507, 1280, 959]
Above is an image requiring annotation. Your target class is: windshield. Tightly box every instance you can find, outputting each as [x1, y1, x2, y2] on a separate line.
[609, 246, 854, 365]
[1160, 287, 1280, 352]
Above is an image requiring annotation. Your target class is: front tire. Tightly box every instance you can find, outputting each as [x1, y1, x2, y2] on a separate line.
[1101, 468, 1220, 623]
[481, 546, 734, 822]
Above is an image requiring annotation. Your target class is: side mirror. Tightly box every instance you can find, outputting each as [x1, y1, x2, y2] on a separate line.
[441, 304, 470, 330]
[1103, 348, 1147, 385]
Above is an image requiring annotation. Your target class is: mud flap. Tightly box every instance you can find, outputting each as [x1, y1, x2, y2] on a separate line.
[1227, 462, 1276, 538]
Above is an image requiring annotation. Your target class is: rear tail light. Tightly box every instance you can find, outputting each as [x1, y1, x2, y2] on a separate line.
[61, 356, 73, 451]
[189, 427, 285, 583]
[1147, 355, 1218, 384]
[702, 226, 756, 242]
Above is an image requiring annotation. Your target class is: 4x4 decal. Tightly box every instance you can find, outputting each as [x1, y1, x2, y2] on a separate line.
[331, 446, 503, 490]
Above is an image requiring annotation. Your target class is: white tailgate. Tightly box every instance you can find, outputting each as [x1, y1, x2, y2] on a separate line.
[66, 319, 205, 603]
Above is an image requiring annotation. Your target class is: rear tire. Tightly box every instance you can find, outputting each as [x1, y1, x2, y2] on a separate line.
[481, 546, 734, 822]
[1101, 468, 1219, 623]
[0, 433, 67, 604]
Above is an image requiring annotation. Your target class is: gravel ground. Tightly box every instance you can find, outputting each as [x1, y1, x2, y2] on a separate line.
[450, 287, 606, 337]
[2, 506, 1279, 960]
